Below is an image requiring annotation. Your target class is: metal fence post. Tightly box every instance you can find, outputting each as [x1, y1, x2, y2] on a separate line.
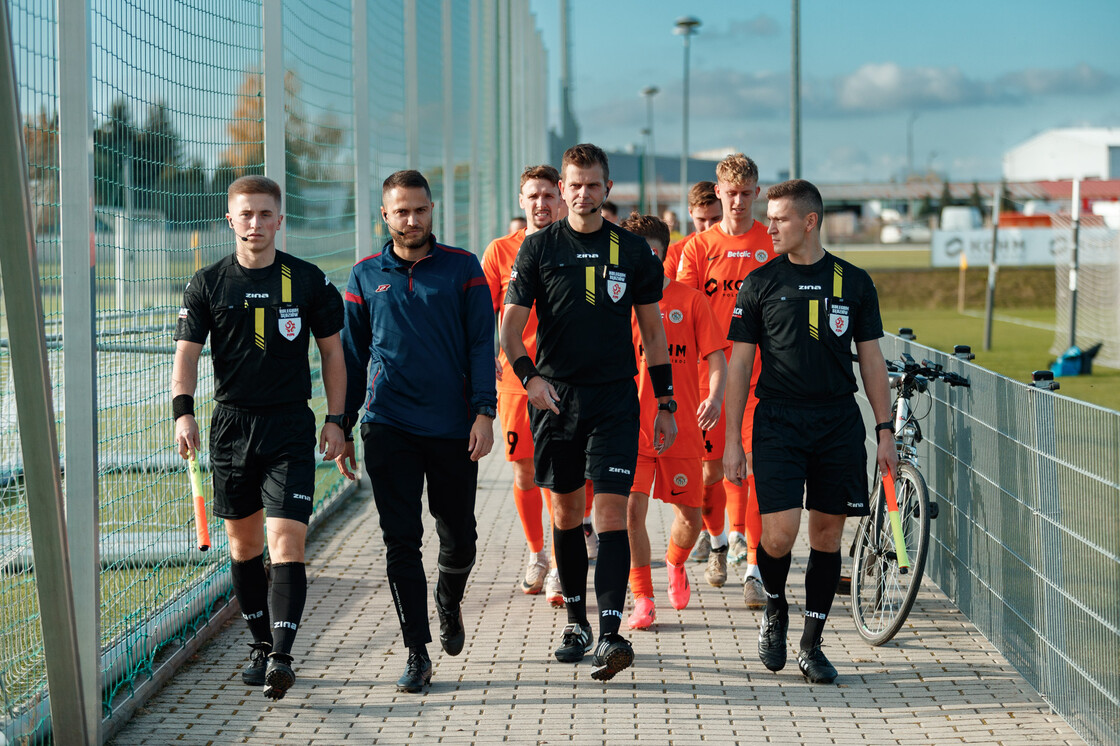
[352, 0, 371, 262]
[262, 0, 286, 251]
[0, 2, 91, 742]
[441, 0, 456, 246]
[403, 1, 419, 171]
[468, 0, 481, 256]
[58, 0, 100, 738]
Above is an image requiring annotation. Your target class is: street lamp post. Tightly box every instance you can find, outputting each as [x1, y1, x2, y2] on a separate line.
[675, 16, 700, 233]
[906, 111, 920, 179]
[641, 85, 659, 215]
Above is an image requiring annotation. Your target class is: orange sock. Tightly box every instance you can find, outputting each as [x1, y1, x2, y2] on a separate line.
[745, 473, 762, 565]
[513, 486, 544, 553]
[666, 540, 690, 567]
[584, 481, 594, 518]
[629, 565, 654, 599]
[702, 480, 726, 536]
[724, 479, 747, 535]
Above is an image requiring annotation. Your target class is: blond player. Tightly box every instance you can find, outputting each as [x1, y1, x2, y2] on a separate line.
[676, 153, 772, 606]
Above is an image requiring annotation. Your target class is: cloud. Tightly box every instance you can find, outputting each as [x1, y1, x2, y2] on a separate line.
[833, 62, 1005, 113]
[999, 63, 1118, 96]
[705, 14, 781, 41]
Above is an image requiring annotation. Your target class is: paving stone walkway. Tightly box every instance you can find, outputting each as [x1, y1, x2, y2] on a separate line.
[111, 451, 1085, 745]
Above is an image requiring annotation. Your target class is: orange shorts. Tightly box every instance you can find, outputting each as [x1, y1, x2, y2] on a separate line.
[700, 399, 756, 461]
[630, 454, 703, 508]
[497, 390, 534, 462]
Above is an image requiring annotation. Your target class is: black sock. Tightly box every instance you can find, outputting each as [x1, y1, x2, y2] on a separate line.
[230, 554, 272, 646]
[801, 548, 841, 649]
[269, 562, 307, 657]
[554, 524, 588, 625]
[756, 544, 792, 617]
[593, 530, 629, 637]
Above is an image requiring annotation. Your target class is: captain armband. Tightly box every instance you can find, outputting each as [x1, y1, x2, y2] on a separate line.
[648, 363, 673, 399]
[512, 355, 541, 389]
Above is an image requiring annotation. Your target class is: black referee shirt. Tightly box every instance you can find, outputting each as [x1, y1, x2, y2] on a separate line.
[506, 218, 663, 386]
[727, 252, 883, 401]
[175, 252, 344, 407]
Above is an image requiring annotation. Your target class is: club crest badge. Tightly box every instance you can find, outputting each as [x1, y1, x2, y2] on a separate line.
[755, 249, 768, 263]
[673, 474, 688, 487]
[829, 304, 849, 337]
[279, 307, 302, 340]
[668, 309, 684, 324]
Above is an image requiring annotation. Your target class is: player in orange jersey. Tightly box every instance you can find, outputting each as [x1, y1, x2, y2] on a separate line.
[620, 212, 728, 630]
[664, 181, 722, 280]
[482, 165, 567, 600]
[675, 153, 772, 606]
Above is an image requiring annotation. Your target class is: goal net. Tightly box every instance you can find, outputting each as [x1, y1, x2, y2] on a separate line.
[1050, 217, 1120, 370]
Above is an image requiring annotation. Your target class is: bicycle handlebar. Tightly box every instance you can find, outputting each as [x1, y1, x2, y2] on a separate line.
[885, 356, 970, 387]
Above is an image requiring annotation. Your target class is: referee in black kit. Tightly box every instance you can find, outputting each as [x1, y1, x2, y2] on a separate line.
[173, 175, 347, 701]
[501, 143, 677, 682]
[723, 179, 898, 684]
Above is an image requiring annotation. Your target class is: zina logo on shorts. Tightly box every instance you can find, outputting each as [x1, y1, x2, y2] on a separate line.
[607, 466, 632, 475]
[292, 493, 312, 502]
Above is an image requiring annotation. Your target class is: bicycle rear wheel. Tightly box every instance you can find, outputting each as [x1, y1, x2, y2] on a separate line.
[850, 463, 931, 645]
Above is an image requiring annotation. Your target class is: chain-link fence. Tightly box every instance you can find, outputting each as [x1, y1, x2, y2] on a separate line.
[1, 0, 547, 741]
[858, 335, 1119, 746]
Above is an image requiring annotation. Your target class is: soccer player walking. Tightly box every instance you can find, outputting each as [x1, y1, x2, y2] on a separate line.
[676, 154, 773, 602]
[172, 175, 347, 700]
[501, 144, 675, 681]
[620, 213, 728, 630]
[338, 170, 496, 693]
[724, 179, 898, 684]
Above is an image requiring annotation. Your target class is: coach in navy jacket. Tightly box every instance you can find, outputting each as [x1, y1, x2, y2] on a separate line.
[336, 169, 496, 693]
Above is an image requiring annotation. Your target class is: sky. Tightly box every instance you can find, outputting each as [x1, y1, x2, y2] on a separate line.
[527, 0, 1120, 183]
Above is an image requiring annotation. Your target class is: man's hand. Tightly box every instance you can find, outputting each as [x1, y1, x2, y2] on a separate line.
[696, 394, 721, 432]
[876, 432, 899, 481]
[175, 414, 201, 459]
[468, 414, 494, 461]
[494, 356, 503, 382]
[526, 376, 560, 414]
[320, 423, 345, 463]
[652, 412, 677, 454]
[724, 441, 747, 486]
[334, 440, 357, 480]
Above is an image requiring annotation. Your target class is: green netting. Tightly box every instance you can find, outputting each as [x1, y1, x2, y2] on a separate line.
[0, 0, 548, 742]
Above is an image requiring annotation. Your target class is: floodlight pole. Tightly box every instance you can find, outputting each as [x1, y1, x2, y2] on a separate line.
[675, 16, 700, 232]
[1068, 179, 1081, 348]
[982, 184, 1003, 351]
[790, 0, 800, 179]
[641, 85, 659, 215]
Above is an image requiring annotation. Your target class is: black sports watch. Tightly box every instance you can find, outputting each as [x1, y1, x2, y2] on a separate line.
[475, 405, 497, 419]
[657, 400, 678, 414]
[325, 414, 347, 428]
[874, 421, 893, 435]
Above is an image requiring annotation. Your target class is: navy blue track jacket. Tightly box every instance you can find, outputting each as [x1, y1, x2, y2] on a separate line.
[342, 238, 497, 439]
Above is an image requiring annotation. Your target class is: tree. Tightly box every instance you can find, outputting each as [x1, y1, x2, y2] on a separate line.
[939, 181, 954, 211]
[24, 107, 59, 231]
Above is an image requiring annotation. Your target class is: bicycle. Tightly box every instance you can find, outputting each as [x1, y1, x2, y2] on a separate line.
[844, 352, 970, 645]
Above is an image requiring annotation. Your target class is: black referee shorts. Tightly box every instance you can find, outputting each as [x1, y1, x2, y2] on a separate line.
[752, 396, 870, 517]
[529, 377, 639, 497]
[209, 402, 317, 524]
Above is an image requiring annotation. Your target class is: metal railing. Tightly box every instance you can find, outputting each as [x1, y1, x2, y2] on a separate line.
[858, 334, 1120, 746]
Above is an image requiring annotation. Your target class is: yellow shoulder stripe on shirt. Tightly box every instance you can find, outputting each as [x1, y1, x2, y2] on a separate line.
[254, 307, 265, 349]
[281, 263, 292, 303]
[609, 231, 619, 266]
[832, 261, 843, 298]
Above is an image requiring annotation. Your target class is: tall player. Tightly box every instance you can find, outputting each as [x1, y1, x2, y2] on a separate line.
[663, 181, 722, 281]
[482, 165, 564, 599]
[621, 212, 727, 630]
[676, 153, 772, 607]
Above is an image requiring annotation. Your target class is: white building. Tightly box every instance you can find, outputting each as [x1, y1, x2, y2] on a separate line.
[1003, 127, 1120, 181]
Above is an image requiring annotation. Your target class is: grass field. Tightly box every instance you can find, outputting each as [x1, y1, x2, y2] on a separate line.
[881, 307, 1120, 411]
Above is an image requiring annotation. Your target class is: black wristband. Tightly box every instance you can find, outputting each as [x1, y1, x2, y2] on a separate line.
[172, 394, 194, 420]
[512, 355, 541, 389]
[874, 421, 893, 435]
[648, 363, 674, 399]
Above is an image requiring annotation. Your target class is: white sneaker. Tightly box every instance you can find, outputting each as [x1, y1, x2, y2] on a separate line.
[689, 530, 711, 563]
[742, 575, 767, 609]
[520, 548, 549, 594]
[545, 568, 565, 607]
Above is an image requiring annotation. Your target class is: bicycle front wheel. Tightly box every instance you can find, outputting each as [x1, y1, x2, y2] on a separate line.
[850, 463, 931, 645]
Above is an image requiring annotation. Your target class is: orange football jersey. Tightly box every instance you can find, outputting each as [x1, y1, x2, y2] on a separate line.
[482, 228, 539, 394]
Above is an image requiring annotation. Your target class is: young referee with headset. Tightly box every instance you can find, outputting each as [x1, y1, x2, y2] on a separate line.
[173, 175, 347, 701]
[723, 178, 898, 684]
